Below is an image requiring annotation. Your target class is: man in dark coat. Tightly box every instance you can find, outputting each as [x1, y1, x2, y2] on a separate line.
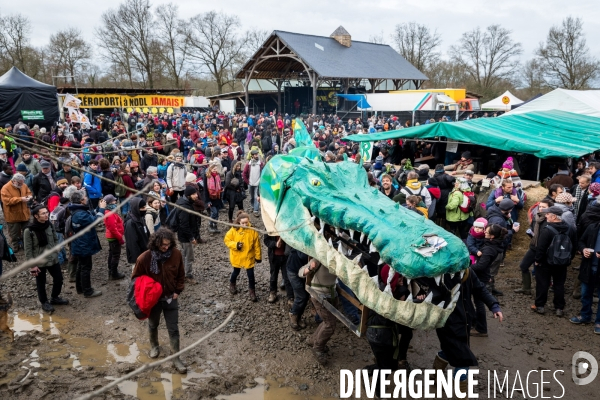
[32, 160, 57, 203]
[176, 186, 200, 280]
[532, 206, 577, 316]
[571, 221, 600, 332]
[571, 175, 591, 224]
[124, 197, 150, 265]
[140, 148, 159, 173]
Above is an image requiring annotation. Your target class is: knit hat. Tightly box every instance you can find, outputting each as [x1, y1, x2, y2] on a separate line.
[499, 198, 515, 211]
[138, 199, 147, 209]
[473, 218, 488, 229]
[184, 185, 197, 197]
[185, 173, 197, 183]
[103, 194, 117, 204]
[40, 160, 51, 168]
[16, 163, 28, 172]
[555, 192, 574, 204]
[457, 177, 470, 191]
[56, 178, 68, 186]
[461, 151, 472, 160]
[589, 182, 600, 197]
[502, 157, 514, 170]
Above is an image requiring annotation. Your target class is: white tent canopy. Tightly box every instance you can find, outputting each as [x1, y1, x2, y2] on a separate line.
[506, 88, 600, 118]
[481, 90, 523, 110]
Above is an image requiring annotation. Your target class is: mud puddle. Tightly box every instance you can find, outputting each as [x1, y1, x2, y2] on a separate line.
[217, 378, 338, 400]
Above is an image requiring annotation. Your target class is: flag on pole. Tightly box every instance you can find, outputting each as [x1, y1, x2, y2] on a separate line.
[63, 93, 81, 109]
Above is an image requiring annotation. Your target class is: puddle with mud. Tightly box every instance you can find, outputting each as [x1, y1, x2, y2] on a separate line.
[2, 312, 334, 400]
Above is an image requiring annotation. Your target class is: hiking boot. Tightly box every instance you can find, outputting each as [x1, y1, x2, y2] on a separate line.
[555, 309, 564, 317]
[170, 337, 187, 374]
[470, 329, 488, 337]
[41, 302, 55, 313]
[433, 354, 449, 371]
[50, 297, 69, 306]
[289, 313, 300, 330]
[197, 238, 207, 244]
[229, 283, 238, 295]
[287, 298, 294, 308]
[311, 348, 328, 365]
[267, 292, 277, 303]
[149, 328, 159, 358]
[84, 290, 102, 298]
[531, 305, 545, 314]
[185, 276, 196, 284]
[570, 316, 591, 324]
[305, 336, 329, 352]
[297, 317, 307, 329]
[249, 289, 258, 302]
[109, 272, 126, 280]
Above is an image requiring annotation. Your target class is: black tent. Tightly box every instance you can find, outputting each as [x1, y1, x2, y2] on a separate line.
[0, 67, 59, 128]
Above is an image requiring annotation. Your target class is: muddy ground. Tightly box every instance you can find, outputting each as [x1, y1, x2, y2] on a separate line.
[0, 186, 599, 400]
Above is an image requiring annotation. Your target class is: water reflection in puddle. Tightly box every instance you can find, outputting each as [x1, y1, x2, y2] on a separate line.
[106, 370, 216, 400]
[11, 312, 64, 336]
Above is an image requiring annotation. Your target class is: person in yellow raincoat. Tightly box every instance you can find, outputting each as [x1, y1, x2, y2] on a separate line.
[224, 211, 262, 302]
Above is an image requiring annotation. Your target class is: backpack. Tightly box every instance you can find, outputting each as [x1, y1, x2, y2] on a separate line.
[544, 225, 573, 266]
[134, 179, 145, 191]
[50, 204, 67, 234]
[165, 208, 179, 232]
[114, 174, 127, 197]
[82, 147, 92, 164]
[458, 191, 477, 213]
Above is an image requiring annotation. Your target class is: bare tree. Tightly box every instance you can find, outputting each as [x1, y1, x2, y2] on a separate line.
[391, 22, 441, 72]
[536, 16, 599, 89]
[245, 28, 270, 56]
[156, 3, 189, 88]
[185, 11, 246, 94]
[96, 0, 160, 88]
[369, 31, 387, 45]
[0, 12, 41, 76]
[47, 28, 89, 85]
[519, 58, 549, 98]
[423, 59, 470, 89]
[450, 25, 522, 97]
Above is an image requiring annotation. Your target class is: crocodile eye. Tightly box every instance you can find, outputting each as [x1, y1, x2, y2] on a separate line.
[311, 179, 321, 186]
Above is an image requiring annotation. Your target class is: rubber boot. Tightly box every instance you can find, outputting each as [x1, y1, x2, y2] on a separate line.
[170, 337, 187, 374]
[149, 328, 159, 358]
[229, 283, 238, 295]
[514, 272, 532, 295]
[249, 289, 258, 302]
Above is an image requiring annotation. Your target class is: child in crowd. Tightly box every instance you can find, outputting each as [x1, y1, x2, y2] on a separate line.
[467, 218, 488, 264]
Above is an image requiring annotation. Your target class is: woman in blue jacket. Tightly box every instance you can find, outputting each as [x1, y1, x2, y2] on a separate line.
[83, 160, 103, 209]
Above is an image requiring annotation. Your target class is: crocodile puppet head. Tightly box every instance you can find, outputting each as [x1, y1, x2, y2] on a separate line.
[260, 120, 469, 330]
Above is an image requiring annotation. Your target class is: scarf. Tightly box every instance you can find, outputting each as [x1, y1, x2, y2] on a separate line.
[28, 219, 50, 247]
[469, 227, 485, 239]
[45, 172, 56, 189]
[207, 171, 222, 196]
[574, 186, 584, 216]
[150, 249, 171, 274]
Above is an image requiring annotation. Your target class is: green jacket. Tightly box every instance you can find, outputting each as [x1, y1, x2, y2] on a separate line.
[23, 224, 59, 267]
[445, 189, 470, 222]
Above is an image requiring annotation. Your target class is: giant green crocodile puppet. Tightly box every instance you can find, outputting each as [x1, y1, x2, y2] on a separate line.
[260, 119, 469, 330]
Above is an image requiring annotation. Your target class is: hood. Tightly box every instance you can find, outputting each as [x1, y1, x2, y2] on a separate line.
[486, 205, 507, 221]
[428, 187, 441, 199]
[548, 221, 570, 233]
[127, 197, 143, 222]
[405, 179, 421, 191]
[555, 203, 574, 212]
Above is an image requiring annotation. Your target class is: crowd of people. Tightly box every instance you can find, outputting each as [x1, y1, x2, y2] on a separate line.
[0, 108, 597, 382]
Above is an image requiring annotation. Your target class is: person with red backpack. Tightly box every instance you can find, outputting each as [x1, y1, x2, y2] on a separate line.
[203, 163, 224, 234]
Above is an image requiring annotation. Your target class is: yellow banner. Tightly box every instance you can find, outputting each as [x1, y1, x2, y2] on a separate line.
[76, 94, 184, 109]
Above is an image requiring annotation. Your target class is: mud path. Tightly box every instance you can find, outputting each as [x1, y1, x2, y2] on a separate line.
[1, 201, 598, 399]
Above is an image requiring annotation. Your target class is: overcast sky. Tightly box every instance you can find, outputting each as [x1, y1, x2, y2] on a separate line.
[6, 0, 600, 61]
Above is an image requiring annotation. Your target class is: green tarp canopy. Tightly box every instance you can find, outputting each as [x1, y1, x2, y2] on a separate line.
[346, 110, 600, 159]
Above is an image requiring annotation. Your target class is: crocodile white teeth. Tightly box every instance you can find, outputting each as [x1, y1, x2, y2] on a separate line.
[328, 238, 333, 247]
[437, 301, 445, 309]
[369, 243, 377, 253]
[347, 248, 353, 256]
[448, 290, 461, 308]
[378, 258, 384, 265]
[360, 233, 365, 243]
[367, 239, 371, 245]
[335, 228, 341, 236]
[318, 226, 324, 235]
[353, 254, 362, 264]
[337, 242, 344, 254]
[362, 265, 369, 272]
[406, 278, 411, 285]
[349, 229, 355, 238]
[451, 284, 460, 295]
[310, 216, 316, 222]
[424, 291, 433, 303]
[450, 272, 456, 279]
[460, 270, 465, 279]
[406, 293, 413, 302]
[434, 275, 441, 286]
[371, 275, 379, 285]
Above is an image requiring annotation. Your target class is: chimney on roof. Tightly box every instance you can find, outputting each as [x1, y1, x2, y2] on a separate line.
[330, 26, 351, 47]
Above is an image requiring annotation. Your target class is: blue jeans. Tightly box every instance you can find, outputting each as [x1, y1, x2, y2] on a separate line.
[580, 267, 600, 324]
[209, 205, 220, 226]
[120, 198, 130, 217]
[337, 280, 361, 325]
[287, 260, 309, 317]
[249, 185, 260, 212]
[56, 233, 67, 265]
